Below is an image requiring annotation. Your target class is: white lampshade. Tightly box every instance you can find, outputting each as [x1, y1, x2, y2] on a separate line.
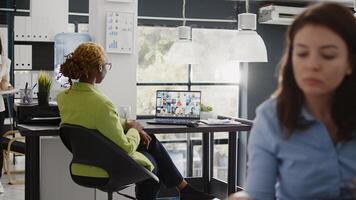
[165, 26, 202, 65]
[229, 13, 268, 62]
[229, 30, 268, 62]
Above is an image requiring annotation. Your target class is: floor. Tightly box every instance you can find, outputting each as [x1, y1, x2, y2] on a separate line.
[0, 155, 179, 200]
[0, 156, 185, 200]
[0, 156, 25, 200]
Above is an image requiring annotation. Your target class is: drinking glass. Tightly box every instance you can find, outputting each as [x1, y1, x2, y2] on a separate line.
[19, 88, 33, 104]
[118, 105, 132, 120]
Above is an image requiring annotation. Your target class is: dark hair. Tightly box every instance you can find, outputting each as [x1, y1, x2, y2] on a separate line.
[60, 42, 105, 84]
[275, 3, 356, 140]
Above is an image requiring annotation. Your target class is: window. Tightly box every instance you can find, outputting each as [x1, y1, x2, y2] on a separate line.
[137, 27, 187, 83]
[137, 26, 240, 180]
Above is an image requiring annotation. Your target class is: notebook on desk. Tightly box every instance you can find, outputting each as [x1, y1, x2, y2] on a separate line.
[146, 90, 201, 125]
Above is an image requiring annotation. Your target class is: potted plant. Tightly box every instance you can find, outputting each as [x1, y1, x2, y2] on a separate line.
[200, 103, 213, 119]
[37, 71, 52, 106]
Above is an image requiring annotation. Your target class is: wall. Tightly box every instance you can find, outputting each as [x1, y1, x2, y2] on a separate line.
[1, 0, 287, 119]
[89, 0, 138, 117]
[247, 3, 288, 119]
[31, 0, 68, 39]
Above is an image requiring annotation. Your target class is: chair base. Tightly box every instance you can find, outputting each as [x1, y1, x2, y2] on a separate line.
[2, 130, 26, 185]
[3, 152, 25, 185]
[4, 170, 25, 174]
[8, 180, 25, 185]
[108, 192, 113, 200]
[106, 191, 136, 200]
[117, 191, 136, 199]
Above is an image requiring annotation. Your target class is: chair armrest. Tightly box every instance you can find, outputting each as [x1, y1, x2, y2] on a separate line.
[3, 136, 26, 154]
[3, 130, 20, 138]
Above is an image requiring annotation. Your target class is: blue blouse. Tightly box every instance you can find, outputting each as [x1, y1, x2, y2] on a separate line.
[246, 98, 356, 200]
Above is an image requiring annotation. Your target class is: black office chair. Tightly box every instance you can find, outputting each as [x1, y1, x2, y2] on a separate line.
[59, 124, 159, 200]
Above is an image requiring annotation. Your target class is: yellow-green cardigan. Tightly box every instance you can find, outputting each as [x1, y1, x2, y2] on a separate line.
[57, 82, 154, 178]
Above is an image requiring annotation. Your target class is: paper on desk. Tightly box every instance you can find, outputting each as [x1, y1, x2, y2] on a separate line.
[0, 88, 19, 95]
[200, 118, 241, 125]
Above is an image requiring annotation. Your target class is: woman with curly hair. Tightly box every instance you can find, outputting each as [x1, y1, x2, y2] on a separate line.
[57, 42, 215, 200]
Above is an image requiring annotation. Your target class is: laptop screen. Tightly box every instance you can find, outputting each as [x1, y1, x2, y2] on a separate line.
[155, 90, 201, 119]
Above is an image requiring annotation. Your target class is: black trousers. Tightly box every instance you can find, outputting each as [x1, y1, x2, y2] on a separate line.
[0, 111, 5, 178]
[135, 134, 184, 200]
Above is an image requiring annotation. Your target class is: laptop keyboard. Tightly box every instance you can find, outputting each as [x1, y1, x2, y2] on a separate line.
[155, 118, 193, 125]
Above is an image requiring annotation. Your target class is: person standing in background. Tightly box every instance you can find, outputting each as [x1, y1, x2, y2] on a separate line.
[0, 36, 13, 194]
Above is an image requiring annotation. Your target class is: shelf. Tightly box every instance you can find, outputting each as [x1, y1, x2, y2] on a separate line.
[14, 40, 54, 44]
[14, 42, 54, 71]
[14, 69, 53, 72]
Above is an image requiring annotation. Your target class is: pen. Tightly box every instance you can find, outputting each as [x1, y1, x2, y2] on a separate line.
[32, 83, 37, 90]
[25, 82, 28, 93]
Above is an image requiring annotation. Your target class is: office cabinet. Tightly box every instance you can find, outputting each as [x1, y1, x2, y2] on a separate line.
[13, 16, 55, 99]
[40, 137, 95, 200]
[13, 41, 54, 98]
[40, 137, 136, 200]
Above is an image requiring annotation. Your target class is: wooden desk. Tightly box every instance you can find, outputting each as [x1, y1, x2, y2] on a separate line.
[142, 121, 251, 196]
[18, 121, 251, 200]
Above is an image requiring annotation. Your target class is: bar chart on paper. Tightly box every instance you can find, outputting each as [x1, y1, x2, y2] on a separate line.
[106, 11, 134, 54]
[108, 40, 118, 49]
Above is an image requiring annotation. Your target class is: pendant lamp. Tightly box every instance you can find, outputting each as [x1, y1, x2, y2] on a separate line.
[229, 0, 268, 62]
[165, 0, 202, 64]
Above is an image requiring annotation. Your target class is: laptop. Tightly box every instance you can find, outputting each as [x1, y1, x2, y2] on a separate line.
[146, 90, 201, 125]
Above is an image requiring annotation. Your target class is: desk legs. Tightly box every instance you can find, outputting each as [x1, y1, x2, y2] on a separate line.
[201, 131, 240, 196]
[202, 132, 213, 193]
[227, 131, 238, 195]
[25, 136, 40, 200]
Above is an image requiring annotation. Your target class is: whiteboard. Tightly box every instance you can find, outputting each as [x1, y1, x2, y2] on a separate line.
[105, 11, 134, 54]
[0, 25, 8, 58]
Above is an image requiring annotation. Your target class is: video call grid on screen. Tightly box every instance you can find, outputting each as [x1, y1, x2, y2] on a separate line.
[155, 90, 201, 119]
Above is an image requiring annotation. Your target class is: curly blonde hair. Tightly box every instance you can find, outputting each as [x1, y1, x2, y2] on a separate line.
[60, 42, 105, 84]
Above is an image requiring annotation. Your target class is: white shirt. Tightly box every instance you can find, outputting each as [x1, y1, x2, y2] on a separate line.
[0, 55, 10, 112]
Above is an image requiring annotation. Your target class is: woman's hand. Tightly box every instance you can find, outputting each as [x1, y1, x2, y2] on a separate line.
[0, 80, 12, 91]
[127, 120, 144, 130]
[126, 120, 152, 148]
[0, 81, 7, 90]
[138, 130, 152, 149]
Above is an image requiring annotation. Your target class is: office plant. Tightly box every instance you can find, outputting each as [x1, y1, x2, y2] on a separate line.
[200, 103, 213, 119]
[200, 103, 213, 112]
[37, 71, 52, 106]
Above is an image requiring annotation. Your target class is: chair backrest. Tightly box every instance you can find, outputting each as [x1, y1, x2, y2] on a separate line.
[59, 124, 158, 191]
